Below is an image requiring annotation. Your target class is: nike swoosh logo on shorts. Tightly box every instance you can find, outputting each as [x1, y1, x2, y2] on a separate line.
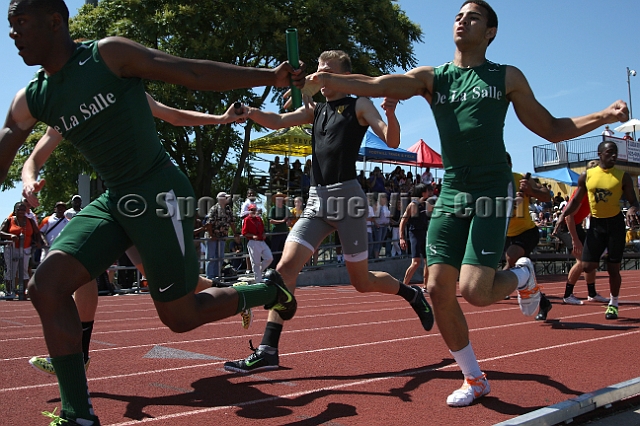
[481, 249, 495, 255]
[79, 57, 91, 66]
[159, 283, 175, 293]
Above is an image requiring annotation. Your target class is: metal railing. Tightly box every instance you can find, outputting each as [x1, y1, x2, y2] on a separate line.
[195, 231, 411, 280]
[533, 135, 640, 171]
[533, 135, 600, 171]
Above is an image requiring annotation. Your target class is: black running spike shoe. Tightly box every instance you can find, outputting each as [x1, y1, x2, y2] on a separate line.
[410, 285, 434, 331]
[224, 340, 279, 373]
[535, 294, 553, 321]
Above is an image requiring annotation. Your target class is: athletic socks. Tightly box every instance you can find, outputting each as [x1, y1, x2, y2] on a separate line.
[450, 342, 483, 379]
[510, 267, 531, 290]
[397, 281, 418, 303]
[609, 295, 619, 307]
[587, 283, 597, 298]
[81, 321, 94, 363]
[50, 353, 98, 423]
[563, 283, 575, 299]
[232, 283, 277, 314]
[260, 321, 283, 350]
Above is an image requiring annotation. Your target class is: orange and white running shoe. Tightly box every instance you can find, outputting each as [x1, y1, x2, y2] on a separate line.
[446, 373, 490, 407]
[240, 308, 253, 329]
[515, 257, 541, 316]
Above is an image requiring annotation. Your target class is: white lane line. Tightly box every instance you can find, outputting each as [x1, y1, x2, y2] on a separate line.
[5, 284, 640, 336]
[2, 303, 638, 363]
[2, 309, 639, 394]
[0, 302, 526, 342]
[105, 328, 640, 425]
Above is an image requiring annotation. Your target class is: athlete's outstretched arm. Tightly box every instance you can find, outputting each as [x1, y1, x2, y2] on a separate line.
[245, 101, 314, 130]
[146, 94, 247, 126]
[0, 89, 37, 182]
[98, 37, 305, 92]
[507, 66, 628, 143]
[22, 94, 248, 206]
[22, 126, 63, 207]
[380, 98, 401, 149]
[357, 97, 400, 149]
[306, 66, 434, 101]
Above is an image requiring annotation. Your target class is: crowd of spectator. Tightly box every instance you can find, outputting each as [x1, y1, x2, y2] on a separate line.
[5, 164, 628, 292]
[0, 195, 153, 298]
[5, 163, 634, 292]
[529, 185, 567, 227]
[263, 156, 443, 202]
[191, 163, 446, 282]
[0, 196, 93, 298]
[266, 155, 311, 195]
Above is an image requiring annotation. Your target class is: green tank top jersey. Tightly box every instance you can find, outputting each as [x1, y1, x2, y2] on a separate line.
[431, 61, 510, 176]
[25, 40, 169, 188]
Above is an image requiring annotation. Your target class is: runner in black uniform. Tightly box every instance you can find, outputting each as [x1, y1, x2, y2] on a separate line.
[1, 1, 303, 423]
[399, 183, 432, 287]
[224, 50, 434, 374]
[304, 0, 629, 407]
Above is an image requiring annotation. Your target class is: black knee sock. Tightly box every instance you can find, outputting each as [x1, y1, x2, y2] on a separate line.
[563, 283, 575, 299]
[260, 321, 283, 350]
[587, 283, 597, 298]
[81, 321, 94, 363]
[397, 281, 418, 303]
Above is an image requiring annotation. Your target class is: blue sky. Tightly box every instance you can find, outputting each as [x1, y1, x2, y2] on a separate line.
[1, 0, 639, 210]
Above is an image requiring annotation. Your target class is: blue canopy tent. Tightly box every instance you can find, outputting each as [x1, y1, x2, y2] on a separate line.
[533, 167, 580, 186]
[358, 131, 417, 163]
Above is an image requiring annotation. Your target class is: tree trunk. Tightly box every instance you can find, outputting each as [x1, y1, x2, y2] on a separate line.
[230, 86, 272, 195]
[231, 121, 253, 196]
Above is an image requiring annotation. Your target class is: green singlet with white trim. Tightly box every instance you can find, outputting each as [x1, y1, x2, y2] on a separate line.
[431, 60, 510, 174]
[426, 60, 513, 269]
[25, 40, 168, 189]
[24, 40, 200, 302]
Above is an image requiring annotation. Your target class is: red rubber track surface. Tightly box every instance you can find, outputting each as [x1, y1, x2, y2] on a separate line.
[1, 271, 639, 425]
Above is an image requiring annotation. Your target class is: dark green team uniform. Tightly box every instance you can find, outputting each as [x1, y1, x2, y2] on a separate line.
[427, 61, 513, 269]
[25, 41, 198, 302]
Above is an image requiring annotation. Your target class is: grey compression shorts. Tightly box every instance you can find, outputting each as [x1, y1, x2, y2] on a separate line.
[287, 179, 368, 262]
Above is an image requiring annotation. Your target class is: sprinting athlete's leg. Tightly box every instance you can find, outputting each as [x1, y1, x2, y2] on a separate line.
[29, 278, 97, 375]
[29, 245, 218, 376]
[224, 239, 314, 373]
[126, 245, 214, 293]
[30, 184, 296, 424]
[225, 181, 433, 374]
[427, 197, 538, 407]
[562, 225, 605, 304]
[29, 251, 100, 423]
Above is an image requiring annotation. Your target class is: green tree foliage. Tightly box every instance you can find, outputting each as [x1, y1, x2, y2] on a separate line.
[5, 0, 421, 204]
[1, 123, 92, 217]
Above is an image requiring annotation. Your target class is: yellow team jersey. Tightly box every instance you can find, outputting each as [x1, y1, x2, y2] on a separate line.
[507, 172, 536, 237]
[586, 166, 624, 219]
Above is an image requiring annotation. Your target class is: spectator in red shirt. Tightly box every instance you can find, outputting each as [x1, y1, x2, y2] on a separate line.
[242, 204, 273, 282]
